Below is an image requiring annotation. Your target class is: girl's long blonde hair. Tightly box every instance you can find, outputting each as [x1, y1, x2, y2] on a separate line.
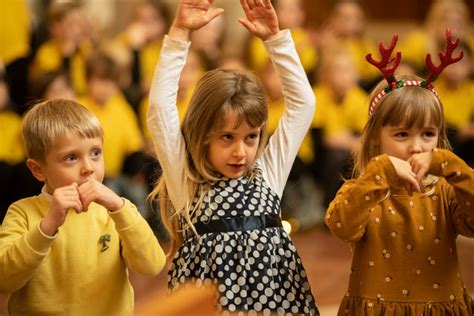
[352, 74, 451, 178]
[149, 68, 269, 258]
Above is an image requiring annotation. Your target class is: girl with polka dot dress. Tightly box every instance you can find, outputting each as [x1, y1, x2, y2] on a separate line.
[325, 31, 474, 315]
[147, 0, 319, 315]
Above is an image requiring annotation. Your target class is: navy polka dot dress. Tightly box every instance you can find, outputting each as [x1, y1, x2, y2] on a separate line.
[168, 172, 319, 315]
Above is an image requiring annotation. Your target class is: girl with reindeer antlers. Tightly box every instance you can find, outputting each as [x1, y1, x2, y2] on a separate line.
[325, 29, 474, 316]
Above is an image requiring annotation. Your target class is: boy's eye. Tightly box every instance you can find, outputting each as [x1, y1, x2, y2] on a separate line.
[65, 154, 76, 161]
[91, 148, 102, 157]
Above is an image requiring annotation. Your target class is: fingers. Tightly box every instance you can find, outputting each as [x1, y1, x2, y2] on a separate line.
[207, 7, 224, 22]
[238, 18, 255, 33]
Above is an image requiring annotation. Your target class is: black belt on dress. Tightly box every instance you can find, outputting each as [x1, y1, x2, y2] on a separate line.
[193, 214, 282, 234]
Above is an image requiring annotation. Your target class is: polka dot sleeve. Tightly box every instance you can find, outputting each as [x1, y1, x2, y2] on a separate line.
[325, 154, 396, 242]
[429, 148, 474, 237]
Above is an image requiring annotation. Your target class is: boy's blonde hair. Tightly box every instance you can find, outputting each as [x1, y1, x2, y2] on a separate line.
[150, 68, 269, 258]
[22, 99, 103, 162]
[353, 74, 451, 177]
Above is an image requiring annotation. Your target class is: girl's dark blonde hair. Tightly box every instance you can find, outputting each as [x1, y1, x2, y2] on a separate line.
[22, 99, 103, 162]
[150, 68, 269, 258]
[353, 74, 451, 177]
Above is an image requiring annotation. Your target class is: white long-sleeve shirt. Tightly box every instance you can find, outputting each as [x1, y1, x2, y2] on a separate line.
[147, 30, 315, 211]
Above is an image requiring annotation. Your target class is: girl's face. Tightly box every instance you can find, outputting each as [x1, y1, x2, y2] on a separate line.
[379, 120, 439, 161]
[207, 110, 263, 179]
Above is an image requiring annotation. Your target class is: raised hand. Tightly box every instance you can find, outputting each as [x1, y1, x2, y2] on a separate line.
[407, 151, 433, 184]
[78, 179, 124, 212]
[171, 0, 224, 40]
[239, 0, 279, 40]
[389, 156, 422, 196]
[41, 183, 83, 236]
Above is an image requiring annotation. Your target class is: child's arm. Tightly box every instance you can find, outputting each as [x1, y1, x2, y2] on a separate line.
[147, 0, 223, 211]
[419, 149, 474, 236]
[241, 0, 315, 197]
[325, 155, 396, 242]
[78, 180, 166, 276]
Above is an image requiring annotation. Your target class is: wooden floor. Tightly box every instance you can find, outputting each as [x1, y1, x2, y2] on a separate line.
[1, 227, 473, 315]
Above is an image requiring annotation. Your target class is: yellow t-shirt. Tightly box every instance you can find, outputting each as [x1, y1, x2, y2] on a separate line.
[32, 40, 91, 96]
[0, 110, 25, 164]
[0, 0, 30, 65]
[436, 78, 474, 128]
[312, 84, 368, 136]
[79, 93, 143, 177]
[248, 28, 317, 74]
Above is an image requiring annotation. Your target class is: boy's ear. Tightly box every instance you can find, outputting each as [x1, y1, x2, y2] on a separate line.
[26, 159, 46, 182]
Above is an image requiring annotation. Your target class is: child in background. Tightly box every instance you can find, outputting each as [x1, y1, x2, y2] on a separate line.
[312, 44, 368, 207]
[31, 2, 93, 96]
[318, 0, 379, 89]
[147, 0, 319, 314]
[78, 52, 144, 180]
[0, 76, 24, 221]
[400, 0, 474, 73]
[435, 42, 474, 166]
[325, 33, 473, 315]
[0, 99, 165, 315]
[113, 0, 171, 109]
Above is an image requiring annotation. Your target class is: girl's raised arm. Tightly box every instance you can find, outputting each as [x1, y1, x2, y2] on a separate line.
[238, 0, 280, 40]
[170, 0, 224, 41]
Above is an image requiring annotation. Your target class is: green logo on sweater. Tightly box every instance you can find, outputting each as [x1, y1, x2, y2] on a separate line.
[99, 234, 111, 252]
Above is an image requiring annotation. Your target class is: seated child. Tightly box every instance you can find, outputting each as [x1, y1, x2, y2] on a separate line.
[0, 99, 165, 315]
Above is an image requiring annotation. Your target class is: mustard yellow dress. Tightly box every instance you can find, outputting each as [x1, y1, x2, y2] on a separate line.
[326, 149, 474, 315]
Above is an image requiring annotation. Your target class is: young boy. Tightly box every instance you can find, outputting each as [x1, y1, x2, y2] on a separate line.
[0, 99, 166, 315]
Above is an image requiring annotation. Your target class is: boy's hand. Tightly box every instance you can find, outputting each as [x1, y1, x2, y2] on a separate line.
[78, 179, 124, 212]
[170, 0, 224, 41]
[41, 183, 83, 236]
[388, 156, 422, 196]
[239, 0, 279, 41]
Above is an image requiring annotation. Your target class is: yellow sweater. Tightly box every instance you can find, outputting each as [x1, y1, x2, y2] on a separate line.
[0, 0, 30, 65]
[0, 110, 24, 164]
[326, 149, 474, 315]
[32, 40, 91, 96]
[436, 78, 474, 128]
[0, 191, 166, 316]
[312, 84, 368, 136]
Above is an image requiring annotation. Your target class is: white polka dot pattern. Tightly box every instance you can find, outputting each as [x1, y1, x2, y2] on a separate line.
[168, 174, 318, 315]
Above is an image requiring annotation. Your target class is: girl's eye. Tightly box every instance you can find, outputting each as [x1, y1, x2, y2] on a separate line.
[247, 133, 259, 141]
[423, 131, 437, 137]
[221, 134, 233, 141]
[394, 132, 408, 137]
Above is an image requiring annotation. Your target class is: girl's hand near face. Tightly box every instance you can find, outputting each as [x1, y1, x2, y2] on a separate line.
[170, 0, 224, 41]
[407, 151, 433, 184]
[389, 156, 422, 196]
[239, 0, 280, 41]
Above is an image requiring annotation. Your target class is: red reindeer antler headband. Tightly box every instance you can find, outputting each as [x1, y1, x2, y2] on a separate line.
[366, 29, 464, 116]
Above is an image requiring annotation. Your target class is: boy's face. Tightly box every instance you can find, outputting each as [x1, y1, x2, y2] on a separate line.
[30, 132, 104, 194]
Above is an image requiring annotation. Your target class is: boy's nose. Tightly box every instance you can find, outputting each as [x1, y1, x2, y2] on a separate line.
[81, 160, 94, 176]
